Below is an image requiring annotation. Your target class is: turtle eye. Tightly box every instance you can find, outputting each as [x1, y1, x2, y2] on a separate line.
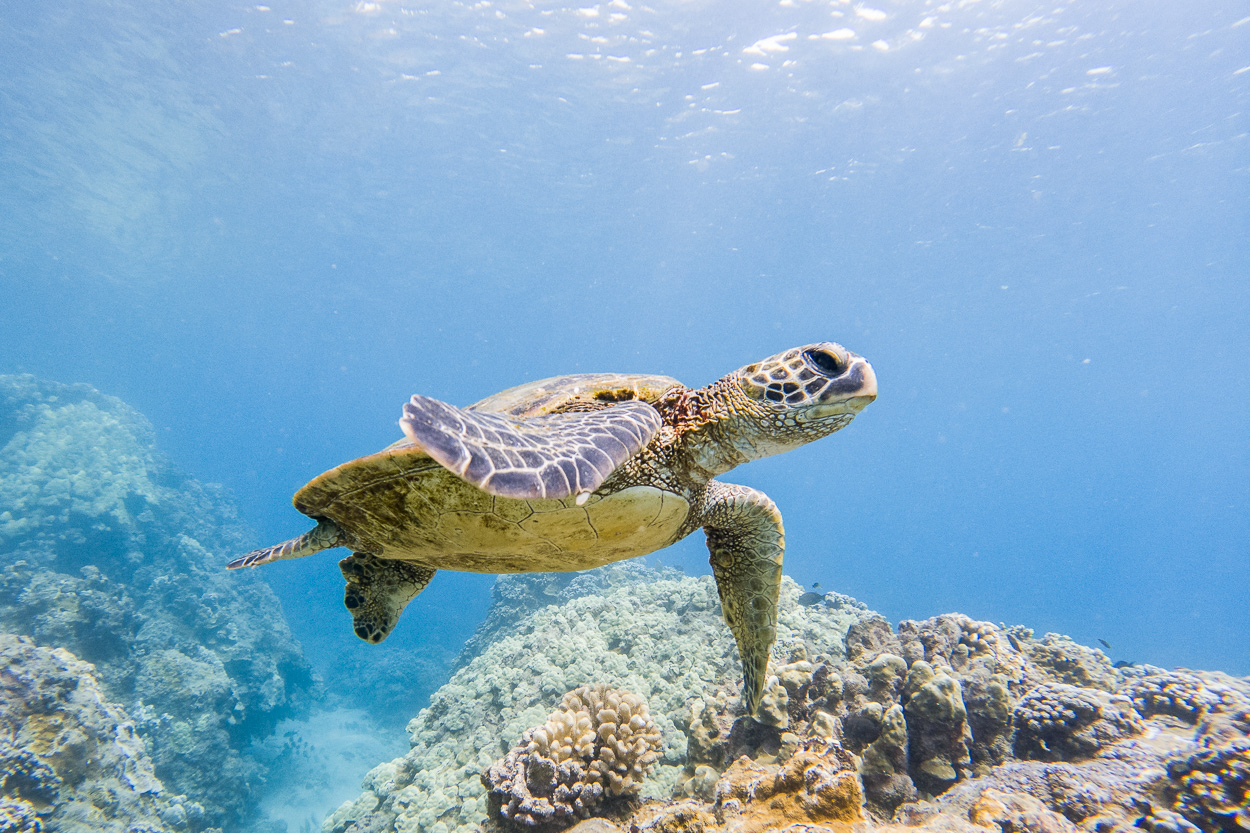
[803, 349, 844, 377]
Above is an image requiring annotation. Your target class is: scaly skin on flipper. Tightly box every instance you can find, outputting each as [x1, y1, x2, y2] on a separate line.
[340, 553, 436, 643]
[226, 519, 348, 569]
[700, 481, 784, 716]
[399, 396, 662, 501]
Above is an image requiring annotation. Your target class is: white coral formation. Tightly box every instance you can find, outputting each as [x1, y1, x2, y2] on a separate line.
[1124, 670, 1243, 722]
[0, 634, 192, 833]
[533, 684, 662, 796]
[483, 684, 662, 826]
[0, 375, 313, 830]
[1012, 682, 1141, 760]
[0, 385, 161, 537]
[322, 568, 869, 833]
[956, 616, 1001, 656]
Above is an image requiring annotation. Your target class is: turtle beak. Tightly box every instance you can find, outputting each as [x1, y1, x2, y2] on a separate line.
[808, 354, 877, 418]
[847, 358, 877, 411]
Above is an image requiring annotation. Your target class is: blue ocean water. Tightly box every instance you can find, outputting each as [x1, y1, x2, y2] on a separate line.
[1, 0, 1246, 705]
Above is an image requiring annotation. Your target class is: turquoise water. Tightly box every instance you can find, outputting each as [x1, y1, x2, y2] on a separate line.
[2, 0, 1247, 760]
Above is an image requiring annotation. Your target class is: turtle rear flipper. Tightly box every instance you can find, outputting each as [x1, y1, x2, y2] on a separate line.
[227, 519, 347, 569]
[399, 394, 662, 501]
[340, 553, 436, 643]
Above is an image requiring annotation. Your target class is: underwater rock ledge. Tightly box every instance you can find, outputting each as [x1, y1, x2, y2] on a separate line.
[324, 565, 1249, 833]
[0, 374, 316, 831]
[0, 634, 191, 833]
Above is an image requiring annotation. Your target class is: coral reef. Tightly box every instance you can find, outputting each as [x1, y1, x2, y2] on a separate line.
[922, 733, 1190, 828]
[1123, 669, 1246, 722]
[902, 661, 971, 791]
[1011, 683, 1140, 761]
[1021, 632, 1119, 691]
[482, 684, 662, 828]
[325, 565, 1249, 833]
[0, 634, 190, 833]
[0, 797, 42, 833]
[712, 740, 864, 832]
[629, 740, 863, 833]
[1150, 697, 1250, 833]
[0, 375, 314, 829]
[964, 788, 1077, 833]
[1164, 738, 1250, 832]
[323, 566, 871, 833]
[859, 702, 915, 809]
[456, 572, 588, 666]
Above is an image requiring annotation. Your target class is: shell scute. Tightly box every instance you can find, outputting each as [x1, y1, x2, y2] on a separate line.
[491, 496, 534, 524]
[518, 506, 598, 550]
[470, 372, 683, 418]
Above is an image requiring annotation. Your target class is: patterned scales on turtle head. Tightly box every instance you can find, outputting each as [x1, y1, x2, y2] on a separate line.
[226, 345, 877, 719]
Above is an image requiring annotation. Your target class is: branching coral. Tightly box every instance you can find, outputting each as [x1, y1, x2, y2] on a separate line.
[482, 684, 662, 828]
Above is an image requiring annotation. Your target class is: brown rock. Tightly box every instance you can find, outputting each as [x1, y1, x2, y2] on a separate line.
[570, 819, 626, 833]
[629, 800, 716, 833]
[711, 742, 865, 833]
[968, 788, 1078, 833]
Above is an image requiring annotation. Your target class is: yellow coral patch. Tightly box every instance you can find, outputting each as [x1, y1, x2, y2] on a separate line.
[712, 745, 865, 832]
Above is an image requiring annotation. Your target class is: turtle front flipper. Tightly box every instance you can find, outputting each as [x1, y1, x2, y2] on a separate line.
[227, 519, 347, 569]
[700, 481, 784, 719]
[399, 394, 662, 502]
[339, 553, 436, 643]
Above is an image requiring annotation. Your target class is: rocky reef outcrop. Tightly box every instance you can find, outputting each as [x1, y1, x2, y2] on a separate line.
[324, 565, 1249, 833]
[0, 633, 194, 832]
[323, 564, 870, 833]
[631, 738, 866, 833]
[0, 375, 315, 830]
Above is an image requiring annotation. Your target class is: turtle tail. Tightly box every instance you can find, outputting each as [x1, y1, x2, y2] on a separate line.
[227, 519, 347, 569]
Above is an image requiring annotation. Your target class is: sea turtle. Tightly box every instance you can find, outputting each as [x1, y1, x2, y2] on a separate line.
[228, 343, 876, 715]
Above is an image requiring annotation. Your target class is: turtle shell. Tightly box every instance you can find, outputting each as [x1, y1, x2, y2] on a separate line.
[466, 372, 683, 419]
[291, 373, 691, 573]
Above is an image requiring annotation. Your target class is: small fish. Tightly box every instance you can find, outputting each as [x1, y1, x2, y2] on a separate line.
[812, 582, 823, 590]
[798, 591, 824, 607]
[1098, 638, 1112, 650]
[1113, 660, 1138, 669]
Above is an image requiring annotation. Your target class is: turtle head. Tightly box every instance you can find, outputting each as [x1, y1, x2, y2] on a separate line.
[701, 342, 876, 468]
[738, 342, 876, 420]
